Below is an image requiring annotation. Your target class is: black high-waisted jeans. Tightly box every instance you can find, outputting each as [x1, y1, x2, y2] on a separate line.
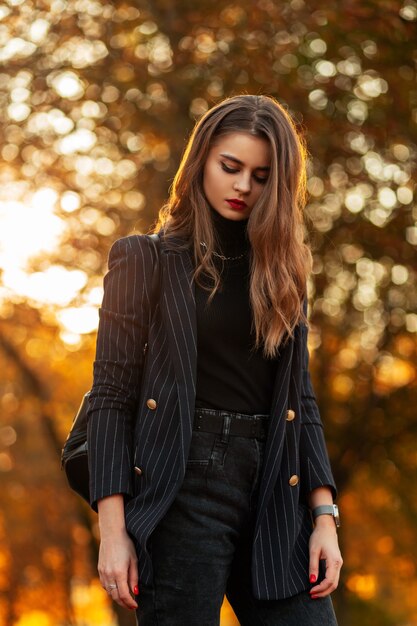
[136, 408, 338, 626]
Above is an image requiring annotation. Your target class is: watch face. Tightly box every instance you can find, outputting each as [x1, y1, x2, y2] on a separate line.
[332, 504, 341, 528]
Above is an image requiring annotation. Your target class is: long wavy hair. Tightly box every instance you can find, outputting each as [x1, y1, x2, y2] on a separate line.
[156, 94, 311, 357]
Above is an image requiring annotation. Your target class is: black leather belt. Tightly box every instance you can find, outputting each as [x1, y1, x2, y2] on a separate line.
[193, 410, 268, 440]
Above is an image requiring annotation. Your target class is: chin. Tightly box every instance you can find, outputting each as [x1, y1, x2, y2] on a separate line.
[214, 206, 249, 221]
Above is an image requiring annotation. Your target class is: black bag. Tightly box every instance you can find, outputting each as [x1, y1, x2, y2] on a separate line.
[61, 234, 160, 503]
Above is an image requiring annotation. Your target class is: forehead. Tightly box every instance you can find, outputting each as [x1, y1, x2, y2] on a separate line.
[209, 132, 271, 166]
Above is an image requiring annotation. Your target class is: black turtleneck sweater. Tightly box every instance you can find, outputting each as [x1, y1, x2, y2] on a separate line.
[195, 210, 277, 414]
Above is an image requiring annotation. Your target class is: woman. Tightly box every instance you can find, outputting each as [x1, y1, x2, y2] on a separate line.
[87, 94, 342, 625]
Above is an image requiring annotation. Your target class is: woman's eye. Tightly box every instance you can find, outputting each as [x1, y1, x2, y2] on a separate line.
[221, 162, 268, 184]
[254, 175, 268, 184]
[221, 162, 238, 174]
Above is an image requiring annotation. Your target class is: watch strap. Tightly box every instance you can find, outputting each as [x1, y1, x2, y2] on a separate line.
[312, 504, 340, 527]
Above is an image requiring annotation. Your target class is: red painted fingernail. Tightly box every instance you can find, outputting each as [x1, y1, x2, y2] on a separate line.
[133, 586, 139, 595]
[311, 595, 319, 600]
[309, 574, 317, 583]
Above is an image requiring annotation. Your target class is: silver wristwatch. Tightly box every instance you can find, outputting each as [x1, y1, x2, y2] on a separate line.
[312, 504, 340, 528]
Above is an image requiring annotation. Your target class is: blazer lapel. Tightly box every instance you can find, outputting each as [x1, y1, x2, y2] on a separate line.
[255, 335, 295, 527]
[160, 242, 197, 470]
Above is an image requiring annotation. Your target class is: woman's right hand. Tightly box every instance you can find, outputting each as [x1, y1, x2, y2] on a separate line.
[97, 495, 139, 611]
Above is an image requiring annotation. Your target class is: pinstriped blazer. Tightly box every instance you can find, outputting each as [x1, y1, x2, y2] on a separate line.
[87, 233, 336, 601]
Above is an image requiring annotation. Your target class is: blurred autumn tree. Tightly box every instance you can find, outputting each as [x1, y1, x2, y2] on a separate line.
[0, 0, 416, 624]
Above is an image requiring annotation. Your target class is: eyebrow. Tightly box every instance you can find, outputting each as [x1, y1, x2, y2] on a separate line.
[220, 152, 270, 171]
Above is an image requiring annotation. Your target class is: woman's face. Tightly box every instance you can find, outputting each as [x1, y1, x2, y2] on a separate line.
[203, 132, 271, 221]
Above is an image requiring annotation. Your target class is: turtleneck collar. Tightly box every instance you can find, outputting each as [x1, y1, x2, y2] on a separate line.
[210, 207, 249, 257]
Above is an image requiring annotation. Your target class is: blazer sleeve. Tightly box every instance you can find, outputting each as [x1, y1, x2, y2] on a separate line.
[87, 235, 156, 511]
[299, 304, 337, 500]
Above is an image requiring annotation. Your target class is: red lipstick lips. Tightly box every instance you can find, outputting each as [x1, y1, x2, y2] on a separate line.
[226, 198, 247, 211]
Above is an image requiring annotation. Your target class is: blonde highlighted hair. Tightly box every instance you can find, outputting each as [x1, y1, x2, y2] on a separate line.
[156, 94, 311, 357]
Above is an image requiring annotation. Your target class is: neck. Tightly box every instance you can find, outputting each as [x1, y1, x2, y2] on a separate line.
[209, 207, 249, 257]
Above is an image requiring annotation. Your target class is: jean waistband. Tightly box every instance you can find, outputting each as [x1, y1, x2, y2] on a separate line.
[193, 407, 269, 440]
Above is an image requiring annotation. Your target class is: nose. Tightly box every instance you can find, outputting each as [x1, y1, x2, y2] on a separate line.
[233, 172, 251, 194]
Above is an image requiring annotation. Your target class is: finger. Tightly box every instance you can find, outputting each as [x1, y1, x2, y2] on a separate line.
[108, 585, 134, 611]
[128, 559, 139, 597]
[103, 581, 118, 594]
[108, 586, 125, 609]
[310, 579, 335, 598]
[115, 577, 138, 610]
[107, 586, 118, 597]
[308, 548, 320, 585]
[310, 570, 340, 597]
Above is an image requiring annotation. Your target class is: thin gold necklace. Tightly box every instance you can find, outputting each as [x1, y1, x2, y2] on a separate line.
[199, 241, 246, 261]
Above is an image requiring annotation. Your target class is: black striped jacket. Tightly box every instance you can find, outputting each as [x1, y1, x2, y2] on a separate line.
[87, 234, 336, 601]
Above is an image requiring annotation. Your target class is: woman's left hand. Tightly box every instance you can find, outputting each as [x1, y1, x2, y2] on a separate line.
[308, 515, 343, 599]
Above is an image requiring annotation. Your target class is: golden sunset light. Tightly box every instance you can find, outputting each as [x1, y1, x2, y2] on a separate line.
[0, 189, 99, 339]
[0, 192, 63, 269]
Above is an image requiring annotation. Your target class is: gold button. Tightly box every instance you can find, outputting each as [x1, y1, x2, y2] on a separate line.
[146, 398, 157, 410]
[289, 474, 299, 487]
[286, 409, 296, 421]
[134, 466, 142, 476]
